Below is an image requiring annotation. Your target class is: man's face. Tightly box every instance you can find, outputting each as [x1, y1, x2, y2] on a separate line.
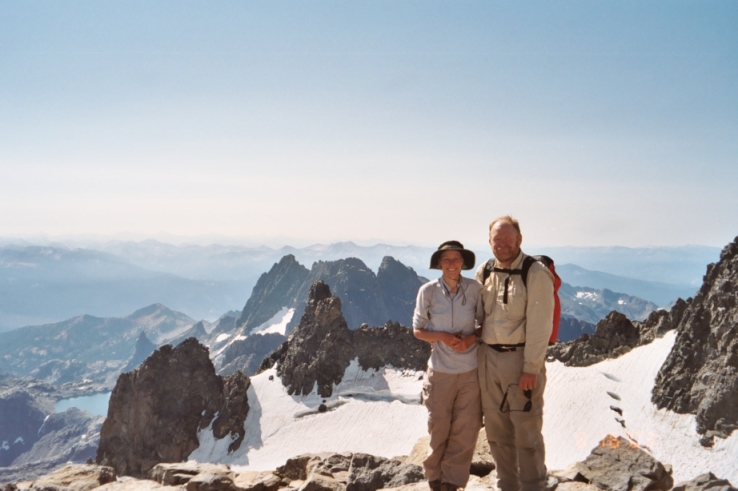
[489, 221, 522, 265]
[439, 250, 464, 279]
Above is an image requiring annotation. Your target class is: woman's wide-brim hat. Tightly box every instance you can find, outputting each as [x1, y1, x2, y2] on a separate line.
[430, 240, 476, 270]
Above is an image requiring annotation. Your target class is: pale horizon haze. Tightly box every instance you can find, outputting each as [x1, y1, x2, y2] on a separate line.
[2, 1, 737, 248]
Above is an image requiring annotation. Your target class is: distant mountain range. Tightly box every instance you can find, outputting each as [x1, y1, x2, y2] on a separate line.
[556, 263, 697, 306]
[0, 240, 716, 331]
[0, 246, 248, 330]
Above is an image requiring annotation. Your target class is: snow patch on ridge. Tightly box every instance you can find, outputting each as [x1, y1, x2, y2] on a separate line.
[188, 359, 427, 471]
[252, 307, 294, 336]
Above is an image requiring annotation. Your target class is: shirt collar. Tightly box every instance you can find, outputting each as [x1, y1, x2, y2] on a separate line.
[494, 250, 524, 269]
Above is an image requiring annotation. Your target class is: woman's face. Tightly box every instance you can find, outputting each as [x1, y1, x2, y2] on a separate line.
[439, 250, 464, 280]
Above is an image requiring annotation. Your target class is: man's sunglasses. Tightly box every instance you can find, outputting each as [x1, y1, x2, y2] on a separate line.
[499, 383, 532, 413]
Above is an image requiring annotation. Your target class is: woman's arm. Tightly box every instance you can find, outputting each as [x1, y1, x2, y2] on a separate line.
[413, 327, 461, 348]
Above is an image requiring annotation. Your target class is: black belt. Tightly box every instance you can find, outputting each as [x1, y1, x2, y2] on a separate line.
[486, 343, 525, 352]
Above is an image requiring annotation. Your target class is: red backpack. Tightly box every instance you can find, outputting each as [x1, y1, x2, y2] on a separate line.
[481, 255, 562, 345]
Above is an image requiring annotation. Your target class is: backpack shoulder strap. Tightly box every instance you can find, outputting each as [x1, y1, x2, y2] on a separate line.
[520, 255, 538, 288]
[481, 259, 495, 284]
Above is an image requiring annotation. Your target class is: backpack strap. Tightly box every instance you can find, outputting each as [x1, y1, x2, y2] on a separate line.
[520, 255, 538, 289]
[482, 259, 494, 285]
[483, 255, 540, 304]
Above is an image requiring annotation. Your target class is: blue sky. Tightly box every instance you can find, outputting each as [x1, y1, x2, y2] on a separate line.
[1, 1, 736, 247]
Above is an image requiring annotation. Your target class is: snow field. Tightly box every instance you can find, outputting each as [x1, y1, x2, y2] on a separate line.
[544, 330, 738, 483]
[191, 334, 738, 483]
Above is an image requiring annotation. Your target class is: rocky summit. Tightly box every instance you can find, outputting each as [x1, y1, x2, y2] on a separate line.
[236, 255, 425, 335]
[260, 280, 430, 398]
[96, 338, 251, 478]
[652, 236, 738, 444]
[237, 255, 310, 332]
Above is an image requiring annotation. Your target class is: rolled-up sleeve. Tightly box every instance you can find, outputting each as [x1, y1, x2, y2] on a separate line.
[475, 282, 485, 327]
[523, 263, 554, 374]
[413, 284, 431, 330]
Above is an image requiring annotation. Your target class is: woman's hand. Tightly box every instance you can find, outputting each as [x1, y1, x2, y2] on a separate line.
[452, 333, 478, 351]
[439, 332, 462, 348]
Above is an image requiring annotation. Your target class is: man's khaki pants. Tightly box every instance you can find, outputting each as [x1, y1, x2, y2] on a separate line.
[422, 368, 482, 488]
[478, 345, 547, 491]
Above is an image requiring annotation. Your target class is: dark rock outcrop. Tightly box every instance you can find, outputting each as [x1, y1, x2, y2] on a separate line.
[122, 331, 157, 372]
[96, 338, 251, 478]
[216, 332, 287, 376]
[353, 322, 430, 372]
[652, 236, 738, 441]
[548, 312, 641, 367]
[238, 255, 310, 331]
[548, 298, 691, 367]
[573, 435, 673, 491]
[672, 472, 738, 491]
[264, 281, 354, 397]
[260, 281, 430, 398]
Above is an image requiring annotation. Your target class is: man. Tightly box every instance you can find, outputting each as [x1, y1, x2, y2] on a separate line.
[413, 241, 484, 491]
[475, 216, 554, 491]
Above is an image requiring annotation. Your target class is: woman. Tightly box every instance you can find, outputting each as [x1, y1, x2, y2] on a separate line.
[413, 240, 484, 491]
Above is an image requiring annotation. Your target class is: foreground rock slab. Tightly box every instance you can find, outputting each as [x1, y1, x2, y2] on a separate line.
[8, 464, 116, 491]
[574, 435, 673, 491]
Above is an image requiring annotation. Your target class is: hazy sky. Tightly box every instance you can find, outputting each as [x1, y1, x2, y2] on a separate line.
[1, 1, 736, 248]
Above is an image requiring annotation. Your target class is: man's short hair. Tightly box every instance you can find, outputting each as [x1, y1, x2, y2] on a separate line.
[488, 215, 521, 235]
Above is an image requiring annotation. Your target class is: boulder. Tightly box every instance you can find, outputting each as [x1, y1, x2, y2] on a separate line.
[232, 471, 282, 491]
[574, 435, 673, 491]
[186, 472, 238, 491]
[148, 462, 234, 486]
[346, 453, 424, 491]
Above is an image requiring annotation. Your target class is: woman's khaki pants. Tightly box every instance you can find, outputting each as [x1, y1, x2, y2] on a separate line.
[422, 368, 482, 488]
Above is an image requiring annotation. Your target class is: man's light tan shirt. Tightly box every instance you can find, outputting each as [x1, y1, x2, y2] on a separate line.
[474, 251, 554, 375]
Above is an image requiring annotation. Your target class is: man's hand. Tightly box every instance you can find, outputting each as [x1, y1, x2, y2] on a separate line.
[519, 372, 538, 391]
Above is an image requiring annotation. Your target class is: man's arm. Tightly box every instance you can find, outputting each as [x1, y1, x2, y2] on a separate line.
[520, 262, 554, 390]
